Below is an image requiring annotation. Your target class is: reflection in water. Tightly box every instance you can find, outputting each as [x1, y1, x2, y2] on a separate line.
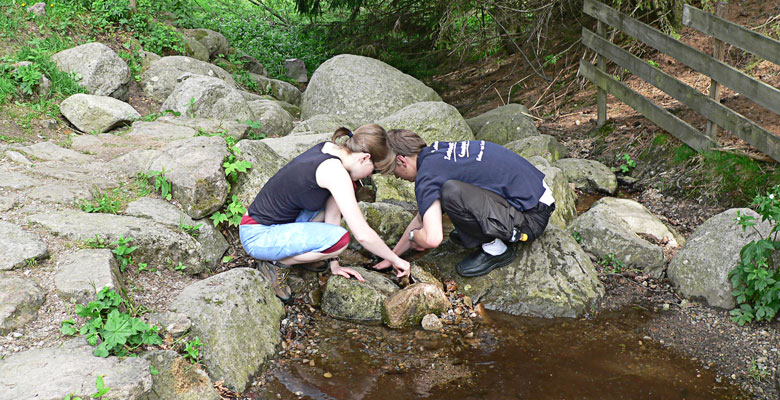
[257, 308, 748, 400]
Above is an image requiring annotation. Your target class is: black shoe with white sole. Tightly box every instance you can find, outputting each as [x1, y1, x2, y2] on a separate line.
[455, 246, 516, 277]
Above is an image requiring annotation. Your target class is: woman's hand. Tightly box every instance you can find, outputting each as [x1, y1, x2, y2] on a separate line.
[392, 258, 411, 278]
[330, 263, 365, 282]
[372, 259, 392, 271]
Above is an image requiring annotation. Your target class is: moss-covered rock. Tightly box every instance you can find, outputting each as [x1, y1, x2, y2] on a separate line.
[505, 134, 568, 163]
[466, 103, 538, 145]
[321, 267, 399, 323]
[377, 101, 474, 144]
[417, 225, 603, 318]
[382, 283, 450, 329]
[359, 201, 415, 247]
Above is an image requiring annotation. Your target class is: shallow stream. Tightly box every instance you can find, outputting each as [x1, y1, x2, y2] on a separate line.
[252, 307, 749, 400]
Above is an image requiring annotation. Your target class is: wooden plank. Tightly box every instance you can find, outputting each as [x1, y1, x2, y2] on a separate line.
[597, 21, 607, 126]
[584, 0, 780, 117]
[683, 4, 780, 67]
[582, 28, 780, 162]
[705, 1, 728, 140]
[578, 59, 716, 151]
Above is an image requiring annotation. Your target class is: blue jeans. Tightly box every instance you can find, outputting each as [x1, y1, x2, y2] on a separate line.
[239, 209, 347, 261]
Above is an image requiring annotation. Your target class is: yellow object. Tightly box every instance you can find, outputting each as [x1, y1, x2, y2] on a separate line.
[520, 233, 528, 242]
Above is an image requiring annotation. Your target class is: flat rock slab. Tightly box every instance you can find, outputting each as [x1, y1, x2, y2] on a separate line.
[28, 183, 93, 204]
[553, 158, 617, 194]
[0, 338, 152, 399]
[55, 249, 122, 304]
[0, 171, 37, 190]
[27, 210, 223, 275]
[16, 141, 93, 164]
[0, 274, 46, 335]
[32, 161, 118, 189]
[0, 221, 49, 271]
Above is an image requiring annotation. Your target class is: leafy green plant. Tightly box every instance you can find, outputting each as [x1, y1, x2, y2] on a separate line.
[78, 189, 121, 214]
[647, 60, 659, 68]
[186, 97, 197, 117]
[729, 185, 780, 325]
[60, 287, 162, 357]
[14, 63, 43, 96]
[179, 221, 202, 238]
[617, 153, 637, 174]
[598, 252, 626, 274]
[210, 195, 246, 228]
[144, 168, 173, 201]
[111, 236, 138, 273]
[91, 375, 110, 398]
[183, 336, 203, 364]
[571, 231, 582, 244]
[83, 234, 109, 249]
[223, 147, 252, 184]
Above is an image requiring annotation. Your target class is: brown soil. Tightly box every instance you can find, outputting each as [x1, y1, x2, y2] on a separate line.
[431, 0, 780, 397]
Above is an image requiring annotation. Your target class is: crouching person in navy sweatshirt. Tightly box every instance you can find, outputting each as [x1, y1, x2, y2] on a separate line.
[373, 129, 555, 277]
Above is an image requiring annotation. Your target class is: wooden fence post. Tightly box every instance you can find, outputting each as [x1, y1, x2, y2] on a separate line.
[705, 0, 728, 140]
[596, 21, 607, 126]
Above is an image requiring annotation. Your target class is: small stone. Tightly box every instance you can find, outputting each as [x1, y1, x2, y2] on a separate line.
[421, 314, 443, 331]
[323, 372, 333, 378]
[662, 303, 670, 311]
[309, 360, 315, 367]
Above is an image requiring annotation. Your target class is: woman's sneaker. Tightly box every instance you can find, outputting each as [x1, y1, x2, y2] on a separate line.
[256, 261, 292, 304]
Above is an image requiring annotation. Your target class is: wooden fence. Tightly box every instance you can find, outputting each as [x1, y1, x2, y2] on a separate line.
[579, 0, 780, 162]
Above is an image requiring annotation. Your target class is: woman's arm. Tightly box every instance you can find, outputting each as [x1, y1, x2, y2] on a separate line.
[316, 159, 410, 276]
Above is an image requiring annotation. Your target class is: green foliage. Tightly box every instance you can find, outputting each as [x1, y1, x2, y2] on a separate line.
[598, 252, 626, 274]
[729, 186, 780, 326]
[60, 287, 162, 357]
[616, 153, 636, 174]
[143, 168, 173, 201]
[179, 221, 202, 238]
[83, 234, 109, 249]
[210, 195, 246, 228]
[647, 60, 659, 68]
[183, 336, 203, 363]
[111, 236, 138, 273]
[78, 189, 121, 214]
[140, 109, 181, 122]
[673, 144, 697, 163]
[91, 375, 110, 398]
[64, 374, 110, 399]
[223, 147, 252, 184]
[571, 231, 582, 244]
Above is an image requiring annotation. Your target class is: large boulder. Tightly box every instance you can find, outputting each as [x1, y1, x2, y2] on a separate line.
[0, 274, 46, 335]
[418, 225, 604, 318]
[377, 101, 474, 144]
[321, 267, 400, 323]
[505, 134, 568, 163]
[466, 104, 538, 145]
[169, 268, 285, 392]
[161, 75, 253, 122]
[246, 99, 294, 137]
[553, 158, 617, 194]
[259, 132, 330, 160]
[27, 210, 223, 275]
[250, 74, 302, 106]
[0, 221, 49, 271]
[141, 56, 235, 103]
[301, 54, 441, 124]
[668, 208, 772, 309]
[51, 42, 130, 100]
[60, 94, 140, 134]
[115, 136, 229, 219]
[372, 174, 416, 204]
[181, 35, 210, 62]
[231, 140, 287, 208]
[184, 29, 229, 59]
[0, 338, 152, 399]
[382, 283, 450, 329]
[567, 197, 684, 278]
[290, 114, 355, 136]
[530, 162, 577, 229]
[358, 201, 415, 247]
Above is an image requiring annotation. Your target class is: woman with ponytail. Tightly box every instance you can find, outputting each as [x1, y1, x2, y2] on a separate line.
[239, 124, 410, 303]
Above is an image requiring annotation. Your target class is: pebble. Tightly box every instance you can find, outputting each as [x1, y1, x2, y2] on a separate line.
[323, 372, 333, 378]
